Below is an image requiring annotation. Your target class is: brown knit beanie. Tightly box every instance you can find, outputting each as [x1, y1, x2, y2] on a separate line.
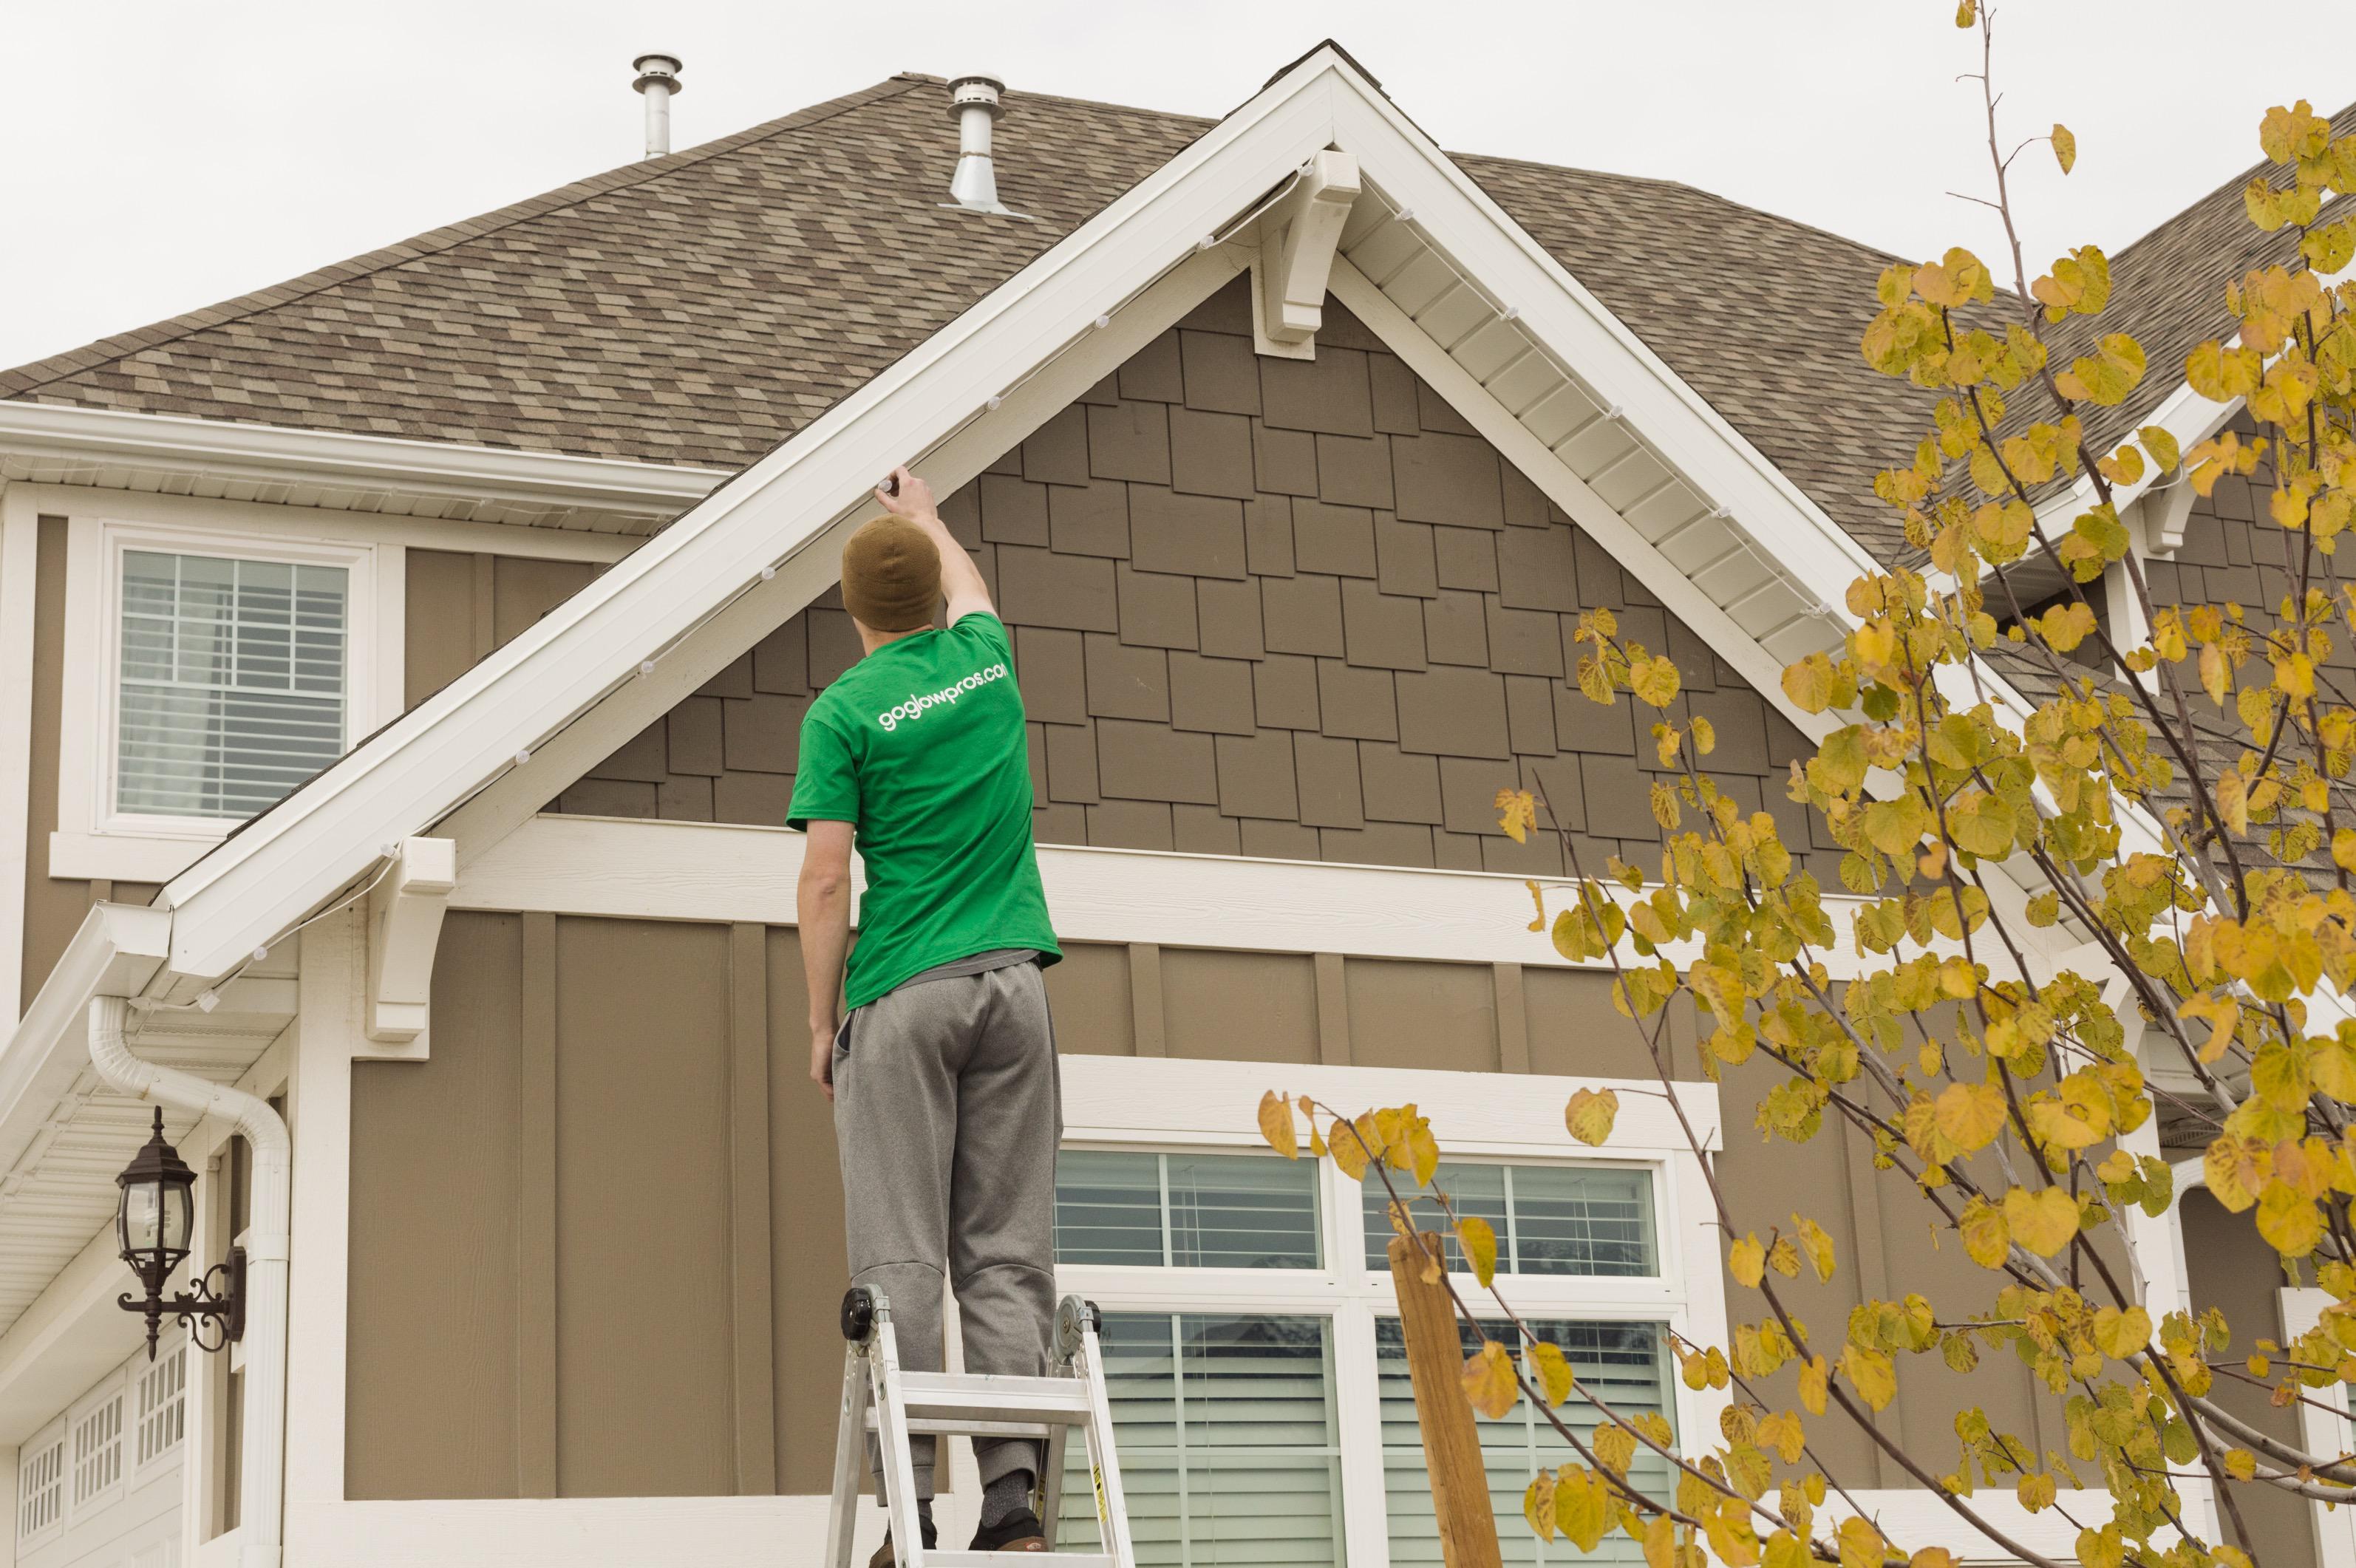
[840, 516, 941, 633]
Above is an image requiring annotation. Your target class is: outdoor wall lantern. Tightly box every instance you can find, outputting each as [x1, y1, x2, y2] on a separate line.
[115, 1108, 242, 1358]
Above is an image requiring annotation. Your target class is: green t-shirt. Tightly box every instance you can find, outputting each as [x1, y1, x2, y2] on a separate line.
[786, 612, 1060, 1009]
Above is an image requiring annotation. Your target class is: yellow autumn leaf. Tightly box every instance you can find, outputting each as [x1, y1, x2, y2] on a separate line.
[2052, 123, 2076, 174]
[1797, 1354, 1830, 1415]
[1794, 1214, 1836, 1281]
[2003, 1185, 2081, 1258]
[1566, 1087, 1618, 1147]
[1496, 788, 1536, 845]
[1527, 1339, 1573, 1406]
[1458, 1215, 1499, 1286]
[2257, 1182, 2326, 1257]
[1954, 0, 1975, 26]
[1523, 1473, 1556, 1541]
[1593, 1422, 1638, 1477]
[1329, 1117, 1370, 1182]
[2224, 1448, 2258, 1482]
[1630, 655, 1681, 708]
[1841, 1343, 1898, 1411]
[1934, 1080, 2009, 1152]
[1959, 1201, 2012, 1271]
[1757, 1409, 1807, 1463]
[2017, 1470, 2057, 1511]
[1257, 1091, 1298, 1159]
[1730, 1233, 1766, 1288]
[1461, 1339, 1519, 1419]
[1525, 879, 1545, 932]
[2091, 1304, 2152, 1359]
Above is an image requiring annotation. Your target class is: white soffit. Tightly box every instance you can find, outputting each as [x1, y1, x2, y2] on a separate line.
[0, 402, 727, 536]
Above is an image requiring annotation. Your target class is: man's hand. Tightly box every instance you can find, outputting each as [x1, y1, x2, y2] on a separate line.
[874, 466, 939, 523]
[810, 1020, 839, 1102]
[875, 464, 993, 624]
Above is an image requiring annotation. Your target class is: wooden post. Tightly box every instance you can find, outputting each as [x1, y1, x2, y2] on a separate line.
[1388, 1233, 1502, 1568]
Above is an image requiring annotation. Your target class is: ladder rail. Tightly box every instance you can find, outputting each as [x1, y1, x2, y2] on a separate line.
[827, 1289, 1133, 1568]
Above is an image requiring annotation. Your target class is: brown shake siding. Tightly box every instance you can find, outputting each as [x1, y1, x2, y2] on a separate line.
[551, 279, 1845, 884]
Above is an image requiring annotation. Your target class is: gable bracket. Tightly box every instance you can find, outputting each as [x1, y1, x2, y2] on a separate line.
[364, 836, 455, 1052]
[1251, 149, 1363, 359]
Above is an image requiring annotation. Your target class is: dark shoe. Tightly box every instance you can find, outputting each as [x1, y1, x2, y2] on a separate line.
[868, 1516, 939, 1567]
[970, 1505, 1049, 1552]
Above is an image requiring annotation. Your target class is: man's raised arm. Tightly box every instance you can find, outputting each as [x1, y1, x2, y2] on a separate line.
[872, 466, 993, 624]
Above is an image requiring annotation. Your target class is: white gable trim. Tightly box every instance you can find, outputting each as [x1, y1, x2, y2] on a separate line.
[144, 44, 1912, 986]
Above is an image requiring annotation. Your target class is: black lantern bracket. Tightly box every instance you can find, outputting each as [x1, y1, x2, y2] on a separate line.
[118, 1247, 245, 1356]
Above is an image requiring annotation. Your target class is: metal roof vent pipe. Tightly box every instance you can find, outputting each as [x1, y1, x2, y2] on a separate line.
[633, 53, 684, 159]
[944, 74, 1023, 216]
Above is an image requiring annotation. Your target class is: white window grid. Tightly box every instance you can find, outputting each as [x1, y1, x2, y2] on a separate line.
[16, 1428, 64, 1544]
[1052, 1137, 1700, 1568]
[69, 1384, 123, 1510]
[133, 1340, 188, 1475]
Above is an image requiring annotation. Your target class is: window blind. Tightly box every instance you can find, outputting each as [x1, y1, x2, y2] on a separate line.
[117, 550, 349, 819]
[1058, 1313, 1345, 1567]
[1057, 1151, 1321, 1270]
[1363, 1165, 1655, 1278]
[1378, 1318, 1672, 1566]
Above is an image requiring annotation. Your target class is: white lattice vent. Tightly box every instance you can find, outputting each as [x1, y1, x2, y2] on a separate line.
[136, 1344, 188, 1468]
[72, 1392, 123, 1505]
[17, 1437, 63, 1539]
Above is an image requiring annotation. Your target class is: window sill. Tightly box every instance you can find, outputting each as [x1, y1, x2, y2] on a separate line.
[48, 829, 221, 884]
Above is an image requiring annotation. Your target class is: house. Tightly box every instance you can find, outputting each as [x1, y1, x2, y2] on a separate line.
[0, 38, 2334, 1568]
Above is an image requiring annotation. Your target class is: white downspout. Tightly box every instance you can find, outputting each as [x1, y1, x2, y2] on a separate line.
[89, 995, 289, 1568]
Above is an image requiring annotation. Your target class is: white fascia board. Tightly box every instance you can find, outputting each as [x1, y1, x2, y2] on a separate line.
[0, 902, 171, 1186]
[1322, 87, 1883, 604]
[152, 54, 1363, 981]
[2030, 378, 2241, 528]
[0, 400, 728, 515]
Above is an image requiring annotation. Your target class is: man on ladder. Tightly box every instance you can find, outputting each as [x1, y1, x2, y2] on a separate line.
[792, 466, 1066, 1561]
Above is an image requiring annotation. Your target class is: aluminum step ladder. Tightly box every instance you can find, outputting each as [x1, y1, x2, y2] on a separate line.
[825, 1286, 1136, 1568]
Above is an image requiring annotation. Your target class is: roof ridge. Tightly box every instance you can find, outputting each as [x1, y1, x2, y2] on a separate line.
[0, 75, 934, 398]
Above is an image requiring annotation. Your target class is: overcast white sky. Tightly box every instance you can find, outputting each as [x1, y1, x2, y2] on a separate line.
[7, 1, 2352, 373]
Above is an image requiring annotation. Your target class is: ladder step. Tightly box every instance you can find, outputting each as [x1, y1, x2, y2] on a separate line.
[893, 1371, 1095, 1427]
[918, 1555, 1114, 1567]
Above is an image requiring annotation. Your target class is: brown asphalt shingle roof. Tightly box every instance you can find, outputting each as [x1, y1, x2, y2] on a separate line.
[0, 68, 1952, 565]
[4, 67, 2337, 572]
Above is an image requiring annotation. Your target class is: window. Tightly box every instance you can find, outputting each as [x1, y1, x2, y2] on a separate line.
[1058, 1150, 1321, 1269]
[1362, 1163, 1655, 1278]
[52, 514, 383, 884]
[115, 548, 350, 819]
[1050, 1140, 1689, 1566]
[17, 1433, 63, 1542]
[1378, 1318, 1671, 1567]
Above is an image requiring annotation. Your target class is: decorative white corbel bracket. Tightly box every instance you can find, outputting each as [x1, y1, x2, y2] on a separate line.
[2133, 480, 2197, 557]
[364, 836, 455, 1051]
[1250, 149, 1363, 360]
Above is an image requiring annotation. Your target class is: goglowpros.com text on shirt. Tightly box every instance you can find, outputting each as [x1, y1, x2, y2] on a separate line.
[876, 662, 1010, 732]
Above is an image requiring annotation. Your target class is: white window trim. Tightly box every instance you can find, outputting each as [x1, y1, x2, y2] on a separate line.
[54, 511, 391, 884]
[1054, 1053, 1727, 1568]
[2280, 1287, 2355, 1568]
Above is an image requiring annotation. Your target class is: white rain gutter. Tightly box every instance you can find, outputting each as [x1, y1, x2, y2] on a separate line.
[87, 993, 288, 1568]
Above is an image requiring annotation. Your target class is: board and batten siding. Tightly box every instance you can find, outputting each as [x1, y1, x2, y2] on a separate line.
[545, 279, 1847, 887]
[344, 907, 2070, 1501]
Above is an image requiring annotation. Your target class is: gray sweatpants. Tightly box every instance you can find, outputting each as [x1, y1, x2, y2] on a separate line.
[832, 959, 1060, 1499]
